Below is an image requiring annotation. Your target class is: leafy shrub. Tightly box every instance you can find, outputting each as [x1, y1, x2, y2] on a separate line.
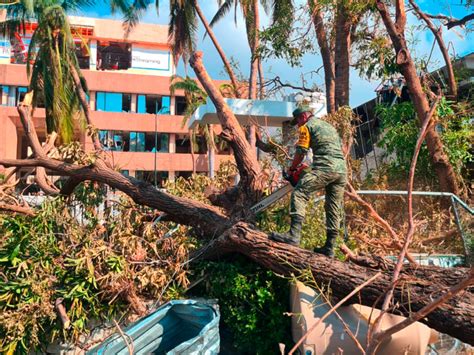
[376, 98, 473, 183]
[0, 194, 192, 353]
[193, 257, 292, 354]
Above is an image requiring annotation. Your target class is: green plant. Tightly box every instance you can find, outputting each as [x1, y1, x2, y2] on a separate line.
[193, 257, 292, 354]
[375, 99, 473, 184]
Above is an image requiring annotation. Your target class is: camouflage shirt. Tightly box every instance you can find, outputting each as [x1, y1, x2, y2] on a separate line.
[295, 118, 347, 174]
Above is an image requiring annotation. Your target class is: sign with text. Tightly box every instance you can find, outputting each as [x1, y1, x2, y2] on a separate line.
[131, 47, 170, 71]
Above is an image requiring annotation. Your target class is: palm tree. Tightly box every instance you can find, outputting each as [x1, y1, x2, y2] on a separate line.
[209, 0, 294, 99]
[111, 0, 241, 96]
[0, 0, 95, 145]
[170, 75, 211, 174]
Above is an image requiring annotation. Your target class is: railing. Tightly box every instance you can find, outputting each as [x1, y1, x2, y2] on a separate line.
[314, 190, 473, 265]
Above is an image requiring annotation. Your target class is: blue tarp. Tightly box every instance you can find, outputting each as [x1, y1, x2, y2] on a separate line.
[87, 300, 220, 355]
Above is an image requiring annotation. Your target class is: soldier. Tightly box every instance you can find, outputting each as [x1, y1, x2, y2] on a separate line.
[270, 106, 347, 257]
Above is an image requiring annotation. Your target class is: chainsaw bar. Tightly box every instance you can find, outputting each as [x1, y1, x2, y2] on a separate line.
[250, 184, 294, 214]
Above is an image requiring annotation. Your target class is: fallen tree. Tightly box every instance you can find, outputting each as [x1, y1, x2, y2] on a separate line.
[1, 55, 472, 349]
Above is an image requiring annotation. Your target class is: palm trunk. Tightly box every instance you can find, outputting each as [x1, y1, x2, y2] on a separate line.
[194, 1, 242, 98]
[248, 0, 259, 100]
[258, 58, 265, 99]
[334, 2, 351, 109]
[310, 2, 336, 114]
[69, 62, 102, 151]
[376, 1, 459, 194]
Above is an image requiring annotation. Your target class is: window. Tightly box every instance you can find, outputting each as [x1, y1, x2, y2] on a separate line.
[175, 134, 191, 154]
[144, 132, 169, 152]
[137, 94, 170, 114]
[99, 130, 129, 151]
[175, 171, 193, 179]
[129, 132, 145, 152]
[99, 130, 169, 153]
[97, 41, 131, 71]
[96, 92, 131, 112]
[175, 96, 187, 115]
[135, 170, 168, 187]
[0, 86, 8, 106]
[75, 42, 90, 70]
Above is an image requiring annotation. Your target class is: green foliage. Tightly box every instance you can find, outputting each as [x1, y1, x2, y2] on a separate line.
[376, 99, 473, 182]
[194, 257, 292, 354]
[258, 4, 314, 67]
[0, 192, 193, 353]
[1, 0, 90, 143]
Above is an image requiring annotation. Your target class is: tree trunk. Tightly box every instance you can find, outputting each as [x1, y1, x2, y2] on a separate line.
[200, 222, 474, 345]
[190, 52, 262, 202]
[248, 0, 259, 100]
[258, 58, 265, 99]
[194, 1, 242, 98]
[334, 2, 351, 109]
[376, 1, 459, 194]
[310, 1, 335, 113]
[69, 62, 102, 151]
[409, 0, 457, 98]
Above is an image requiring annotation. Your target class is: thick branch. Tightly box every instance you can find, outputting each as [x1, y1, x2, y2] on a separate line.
[69, 62, 102, 151]
[35, 166, 60, 195]
[372, 269, 473, 351]
[198, 222, 474, 344]
[17, 94, 46, 158]
[0, 203, 36, 216]
[376, 0, 459, 194]
[189, 52, 262, 197]
[309, 1, 335, 113]
[0, 157, 231, 235]
[395, 0, 407, 31]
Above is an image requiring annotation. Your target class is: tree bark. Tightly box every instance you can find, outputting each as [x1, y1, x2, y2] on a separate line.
[194, 0, 241, 98]
[334, 1, 351, 109]
[200, 222, 474, 345]
[258, 58, 265, 99]
[69, 62, 102, 151]
[310, 1, 336, 114]
[0, 157, 231, 234]
[248, 0, 259, 100]
[376, 0, 459, 194]
[409, 0, 457, 98]
[190, 52, 262, 202]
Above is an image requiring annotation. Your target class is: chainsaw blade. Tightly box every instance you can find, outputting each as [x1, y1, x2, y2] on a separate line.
[250, 184, 294, 214]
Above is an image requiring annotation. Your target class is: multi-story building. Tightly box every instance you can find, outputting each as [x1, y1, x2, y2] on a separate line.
[0, 16, 232, 187]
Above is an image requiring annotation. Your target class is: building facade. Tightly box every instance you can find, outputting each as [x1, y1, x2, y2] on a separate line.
[0, 16, 231, 187]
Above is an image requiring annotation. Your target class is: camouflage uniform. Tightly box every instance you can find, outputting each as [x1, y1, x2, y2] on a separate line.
[290, 117, 347, 235]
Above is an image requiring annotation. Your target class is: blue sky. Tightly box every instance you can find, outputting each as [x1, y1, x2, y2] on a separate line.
[76, 0, 473, 107]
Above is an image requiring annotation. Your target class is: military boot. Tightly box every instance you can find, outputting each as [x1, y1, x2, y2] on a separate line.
[270, 215, 304, 246]
[314, 230, 338, 258]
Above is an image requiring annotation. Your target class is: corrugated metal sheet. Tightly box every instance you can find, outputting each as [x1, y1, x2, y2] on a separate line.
[87, 300, 220, 355]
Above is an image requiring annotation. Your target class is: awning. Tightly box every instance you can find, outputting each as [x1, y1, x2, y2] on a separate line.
[188, 97, 327, 129]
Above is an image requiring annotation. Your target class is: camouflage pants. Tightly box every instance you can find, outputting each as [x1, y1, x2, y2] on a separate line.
[290, 170, 347, 233]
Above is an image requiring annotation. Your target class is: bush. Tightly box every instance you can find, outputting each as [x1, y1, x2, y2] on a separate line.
[376, 98, 473, 185]
[193, 257, 292, 354]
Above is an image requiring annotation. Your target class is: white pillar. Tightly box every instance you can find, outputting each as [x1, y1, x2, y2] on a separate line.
[169, 133, 176, 153]
[131, 94, 137, 113]
[89, 40, 97, 70]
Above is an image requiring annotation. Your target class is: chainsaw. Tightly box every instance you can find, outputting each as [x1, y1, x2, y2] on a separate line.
[250, 163, 309, 214]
